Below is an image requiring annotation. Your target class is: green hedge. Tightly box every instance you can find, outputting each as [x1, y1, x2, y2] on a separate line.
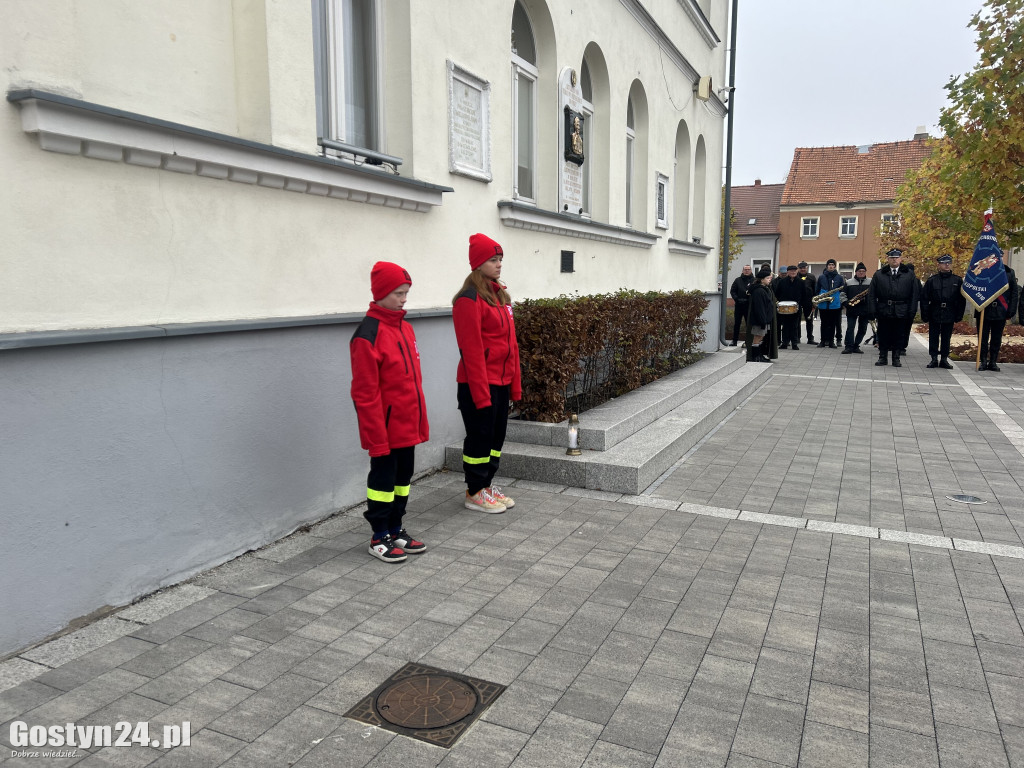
[515, 289, 709, 423]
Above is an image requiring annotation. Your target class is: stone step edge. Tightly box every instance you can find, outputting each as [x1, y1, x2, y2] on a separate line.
[445, 362, 771, 494]
[505, 352, 746, 452]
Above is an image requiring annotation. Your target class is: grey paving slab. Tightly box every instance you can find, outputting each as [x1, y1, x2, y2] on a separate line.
[6, 346, 1024, 767]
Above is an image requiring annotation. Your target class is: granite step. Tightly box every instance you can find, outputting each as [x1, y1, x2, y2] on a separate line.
[504, 351, 747, 451]
[444, 355, 770, 495]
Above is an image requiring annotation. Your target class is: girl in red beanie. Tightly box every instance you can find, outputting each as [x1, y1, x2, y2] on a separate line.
[452, 234, 522, 513]
[351, 262, 430, 562]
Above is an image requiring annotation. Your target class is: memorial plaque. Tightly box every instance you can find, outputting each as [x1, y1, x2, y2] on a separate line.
[448, 61, 491, 182]
[559, 66, 585, 214]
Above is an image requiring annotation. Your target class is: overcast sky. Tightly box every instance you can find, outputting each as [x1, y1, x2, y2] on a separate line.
[729, 0, 982, 186]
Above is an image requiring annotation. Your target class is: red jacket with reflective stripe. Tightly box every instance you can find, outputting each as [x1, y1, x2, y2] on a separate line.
[453, 283, 522, 409]
[350, 303, 429, 457]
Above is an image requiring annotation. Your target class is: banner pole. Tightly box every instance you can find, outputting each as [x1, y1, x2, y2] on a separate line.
[976, 311, 985, 370]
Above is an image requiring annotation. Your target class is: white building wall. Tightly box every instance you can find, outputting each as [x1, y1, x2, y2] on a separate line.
[0, 0, 728, 655]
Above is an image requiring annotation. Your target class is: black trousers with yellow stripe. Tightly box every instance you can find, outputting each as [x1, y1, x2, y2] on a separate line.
[364, 446, 415, 535]
[458, 383, 510, 496]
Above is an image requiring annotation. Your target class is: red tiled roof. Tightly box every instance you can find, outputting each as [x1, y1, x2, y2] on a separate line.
[781, 138, 934, 206]
[731, 182, 784, 236]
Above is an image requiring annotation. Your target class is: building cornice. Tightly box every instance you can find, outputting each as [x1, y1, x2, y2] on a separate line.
[7, 89, 452, 212]
[676, 0, 721, 47]
[667, 238, 714, 256]
[780, 201, 895, 212]
[617, 0, 727, 118]
[497, 201, 660, 248]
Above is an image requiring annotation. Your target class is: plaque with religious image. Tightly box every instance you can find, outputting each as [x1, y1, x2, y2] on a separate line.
[564, 107, 585, 166]
[558, 66, 585, 214]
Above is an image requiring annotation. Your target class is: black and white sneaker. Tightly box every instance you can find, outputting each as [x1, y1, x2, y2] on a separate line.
[369, 534, 407, 563]
[392, 529, 426, 554]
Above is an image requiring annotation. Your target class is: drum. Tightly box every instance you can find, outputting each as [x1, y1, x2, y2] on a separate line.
[777, 301, 799, 315]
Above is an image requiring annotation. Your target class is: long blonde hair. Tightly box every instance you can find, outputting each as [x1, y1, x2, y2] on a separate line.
[452, 270, 511, 307]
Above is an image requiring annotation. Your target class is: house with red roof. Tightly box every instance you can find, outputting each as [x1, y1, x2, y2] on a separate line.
[725, 180, 784, 298]
[779, 131, 933, 279]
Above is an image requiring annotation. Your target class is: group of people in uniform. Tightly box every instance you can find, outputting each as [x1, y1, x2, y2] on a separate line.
[730, 249, 1021, 370]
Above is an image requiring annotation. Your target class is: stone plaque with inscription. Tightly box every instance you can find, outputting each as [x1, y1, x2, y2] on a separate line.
[448, 61, 491, 182]
[559, 66, 585, 214]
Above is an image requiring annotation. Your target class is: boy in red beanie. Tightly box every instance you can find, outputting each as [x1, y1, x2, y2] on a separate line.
[351, 261, 430, 562]
[452, 234, 522, 513]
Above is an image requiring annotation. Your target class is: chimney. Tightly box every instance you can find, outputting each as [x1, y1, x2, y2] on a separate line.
[754, 179, 761, 186]
[914, 125, 929, 140]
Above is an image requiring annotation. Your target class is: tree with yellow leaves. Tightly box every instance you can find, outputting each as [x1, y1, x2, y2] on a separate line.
[884, 0, 1023, 282]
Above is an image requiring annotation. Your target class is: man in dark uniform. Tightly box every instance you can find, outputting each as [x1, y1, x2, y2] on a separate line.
[869, 248, 920, 367]
[774, 265, 806, 349]
[797, 261, 816, 344]
[841, 262, 872, 354]
[901, 261, 919, 355]
[975, 262, 1020, 371]
[921, 254, 966, 369]
[729, 264, 755, 346]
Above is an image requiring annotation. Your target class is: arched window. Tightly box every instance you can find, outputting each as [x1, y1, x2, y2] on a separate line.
[625, 80, 648, 228]
[673, 121, 691, 239]
[511, 2, 538, 201]
[625, 97, 635, 225]
[693, 136, 707, 239]
[580, 58, 593, 216]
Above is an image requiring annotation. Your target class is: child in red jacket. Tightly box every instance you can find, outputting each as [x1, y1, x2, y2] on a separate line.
[452, 234, 522, 513]
[351, 262, 430, 562]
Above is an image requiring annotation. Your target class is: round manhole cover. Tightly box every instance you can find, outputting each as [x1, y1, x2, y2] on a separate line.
[375, 674, 478, 729]
[946, 494, 987, 504]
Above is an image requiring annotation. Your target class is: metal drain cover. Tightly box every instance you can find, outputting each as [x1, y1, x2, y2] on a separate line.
[345, 662, 506, 748]
[376, 674, 478, 729]
[946, 494, 987, 504]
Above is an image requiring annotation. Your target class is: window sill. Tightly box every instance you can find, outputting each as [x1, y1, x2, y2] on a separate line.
[839, 235, 857, 239]
[667, 238, 713, 256]
[800, 235, 820, 240]
[497, 201, 659, 248]
[7, 89, 452, 212]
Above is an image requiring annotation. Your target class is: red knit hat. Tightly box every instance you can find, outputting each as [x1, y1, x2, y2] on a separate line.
[370, 261, 412, 301]
[468, 233, 503, 271]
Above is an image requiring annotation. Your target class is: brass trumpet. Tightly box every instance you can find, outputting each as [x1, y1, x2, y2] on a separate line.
[846, 288, 870, 307]
[812, 285, 846, 306]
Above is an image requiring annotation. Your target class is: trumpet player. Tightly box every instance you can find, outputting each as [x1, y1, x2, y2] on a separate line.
[815, 259, 846, 348]
[841, 263, 871, 354]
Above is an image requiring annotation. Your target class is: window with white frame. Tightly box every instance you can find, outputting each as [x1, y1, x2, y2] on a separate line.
[839, 261, 855, 279]
[626, 98, 635, 226]
[840, 215, 858, 238]
[881, 213, 900, 234]
[511, 2, 537, 201]
[801, 217, 819, 238]
[655, 173, 669, 229]
[313, 0, 382, 152]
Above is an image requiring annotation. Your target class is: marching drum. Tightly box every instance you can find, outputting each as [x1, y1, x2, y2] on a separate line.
[777, 301, 799, 315]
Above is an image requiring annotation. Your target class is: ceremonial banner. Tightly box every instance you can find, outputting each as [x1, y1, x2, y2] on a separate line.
[961, 211, 1009, 312]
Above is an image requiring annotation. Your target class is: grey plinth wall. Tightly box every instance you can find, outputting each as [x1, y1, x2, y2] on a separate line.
[0, 317, 462, 656]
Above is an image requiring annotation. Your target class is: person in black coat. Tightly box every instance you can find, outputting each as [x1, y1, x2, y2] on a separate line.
[774, 265, 806, 349]
[796, 261, 816, 343]
[841, 262, 872, 354]
[746, 266, 777, 363]
[974, 263, 1020, 371]
[921, 254, 966, 369]
[729, 265, 755, 346]
[868, 249, 920, 367]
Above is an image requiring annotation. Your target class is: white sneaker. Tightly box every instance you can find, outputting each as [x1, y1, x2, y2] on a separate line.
[487, 486, 515, 509]
[465, 489, 506, 513]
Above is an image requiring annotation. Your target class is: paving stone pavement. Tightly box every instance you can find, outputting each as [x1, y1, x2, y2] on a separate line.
[1, 332, 1023, 767]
